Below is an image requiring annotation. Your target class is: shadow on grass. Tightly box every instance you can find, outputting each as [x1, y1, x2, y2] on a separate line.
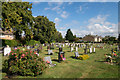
[95, 60, 105, 62]
[67, 51, 71, 52]
[45, 50, 48, 52]
[70, 56, 76, 59]
[52, 59, 59, 62]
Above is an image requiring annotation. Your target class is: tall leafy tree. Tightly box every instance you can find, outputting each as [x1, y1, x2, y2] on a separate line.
[65, 29, 74, 42]
[55, 31, 63, 43]
[2, 2, 33, 41]
[33, 16, 57, 43]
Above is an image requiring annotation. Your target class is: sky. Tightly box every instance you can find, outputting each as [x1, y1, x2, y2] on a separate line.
[30, 2, 118, 38]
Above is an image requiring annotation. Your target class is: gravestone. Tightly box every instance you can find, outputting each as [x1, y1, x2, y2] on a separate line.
[74, 52, 79, 58]
[75, 47, 78, 52]
[89, 48, 92, 53]
[84, 44, 88, 54]
[58, 47, 65, 62]
[93, 48, 95, 53]
[63, 44, 65, 47]
[44, 56, 52, 64]
[4, 45, 11, 56]
[27, 46, 30, 49]
[48, 50, 53, 55]
[70, 47, 74, 52]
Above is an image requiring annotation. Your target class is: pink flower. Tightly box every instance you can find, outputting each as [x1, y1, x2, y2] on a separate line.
[22, 54, 25, 57]
[34, 52, 36, 54]
[27, 63, 28, 64]
[36, 66, 37, 67]
[15, 53, 17, 55]
[114, 54, 117, 56]
[15, 56, 17, 58]
[30, 50, 32, 53]
[12, 53, 14, 55]
[37, 72, 38, 74]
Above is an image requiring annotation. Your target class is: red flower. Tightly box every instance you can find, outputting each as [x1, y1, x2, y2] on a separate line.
[34, 52, 36, 54]
[37, 72, 38, 74]
[46, 61, 50, 63]
[22, 54, 25, 57]
[15, 56, 17, 58]
[30, 50, 32, 53]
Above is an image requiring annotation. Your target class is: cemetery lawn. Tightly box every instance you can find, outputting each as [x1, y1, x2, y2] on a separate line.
[1, 44, 119, 78]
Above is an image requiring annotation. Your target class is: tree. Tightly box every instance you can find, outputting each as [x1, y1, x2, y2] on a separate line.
[65, 29, 74, 42]
[55, 31, 63, 43]
[33, 16, 57, 43]
[2, 2, 33, 41]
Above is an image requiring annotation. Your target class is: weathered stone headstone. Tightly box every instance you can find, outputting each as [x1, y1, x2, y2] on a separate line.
[48, 50, 53, 55]
[89, 48, 92, 53]
[70, 47, 74, 52]
[93, 48, 95, 53]
[44, 56, 52, 64]
[75, 47, 78, 52]
[84, 44, 88, 54]
[27, 46, 30, 49]
[74, 52, 79, 58]
[4, 45, 11, 56]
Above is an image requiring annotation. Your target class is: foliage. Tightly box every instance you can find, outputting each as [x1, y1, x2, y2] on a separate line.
[77, 55, 89, 60]
[102, 36, 117, 44]
[2, 2, 33, 41]
[2, 39, 19, 47]
[55, 31, 64, 43]
[65, 29, 74, 42]
[26, 40, 40, 46]
[33, 16, 57, 43]
[3, 48, 47, 76]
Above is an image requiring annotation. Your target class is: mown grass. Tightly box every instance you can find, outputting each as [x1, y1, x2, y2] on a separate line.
[1, 44, 119, 78]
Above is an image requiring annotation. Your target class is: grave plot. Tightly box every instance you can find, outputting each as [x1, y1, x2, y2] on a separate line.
[1, 43, 119, 78]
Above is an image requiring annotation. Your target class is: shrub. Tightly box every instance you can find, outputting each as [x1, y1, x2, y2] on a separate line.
[77, 55, 89, 60]
[3, 48, 47, 76]
[26, 40, 40, 46]
[2, 39, 19, 47]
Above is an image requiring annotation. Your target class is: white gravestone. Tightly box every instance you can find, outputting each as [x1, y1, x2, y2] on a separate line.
[89, 48, 92, 53]
[93, 48, 95, 52]
[4, 45, 11, 56]
[63, 44, 65, 47]
[70, 47, 74, 52]
[75, 47, 78, 52]
[27, 46, 30, 49]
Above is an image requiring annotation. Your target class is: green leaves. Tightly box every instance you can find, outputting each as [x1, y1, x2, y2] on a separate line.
[65, 29, 74, 42]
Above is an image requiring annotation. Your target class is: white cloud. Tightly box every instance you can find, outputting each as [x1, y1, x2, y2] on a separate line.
[59, 27, 67, 30]
[60, 14, 118, 38]
[61, 11, 69, 18]
[54, 17, 61, 26]
[87, 15, 118, 37]
[55, 17, 61, 22]
[44, 8, 50, 10]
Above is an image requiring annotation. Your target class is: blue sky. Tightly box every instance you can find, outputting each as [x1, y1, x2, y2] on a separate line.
[30, 2, 118, 38]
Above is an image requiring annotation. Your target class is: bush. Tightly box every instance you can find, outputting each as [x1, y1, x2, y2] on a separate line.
[77, 55, 89, 60]
[26, 40, 40, 46]
[3, 48, 47, 76]
[2, 39, 19, 47]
